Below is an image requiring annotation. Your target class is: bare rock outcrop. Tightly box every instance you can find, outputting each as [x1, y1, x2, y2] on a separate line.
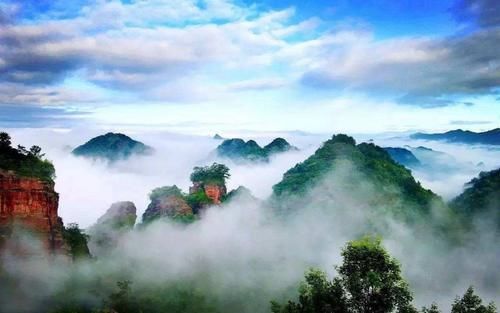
[0, 170, 67, 256]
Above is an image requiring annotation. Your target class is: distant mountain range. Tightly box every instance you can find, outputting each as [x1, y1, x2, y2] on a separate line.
[216, 137, 297, 162]
[411, 128, 500, 145]
[72, 132, 153, 161]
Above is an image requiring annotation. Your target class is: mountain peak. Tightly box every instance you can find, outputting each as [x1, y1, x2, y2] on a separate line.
[72, 132, 154, 161]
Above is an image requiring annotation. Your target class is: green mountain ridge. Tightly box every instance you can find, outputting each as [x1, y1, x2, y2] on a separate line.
[72, 132, 154, 161]
[216, 137, 297, 162]
[450, 168, 500, 229]
[272, 134, 441, 221]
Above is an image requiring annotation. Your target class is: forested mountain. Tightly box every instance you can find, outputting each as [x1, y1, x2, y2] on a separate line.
[383, 147, 421, 168]
[72, 132, 153, 161]
[272, 134, 441, 220]
[450, 168, 500, 228]
[216, 137, 297, 162]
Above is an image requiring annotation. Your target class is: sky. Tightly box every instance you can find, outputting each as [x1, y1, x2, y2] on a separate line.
[0, 0, 498, 134]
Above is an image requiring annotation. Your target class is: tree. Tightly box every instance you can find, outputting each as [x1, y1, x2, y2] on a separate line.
[338, 237, 415, 313]
[62, 223, 90, 260]
[0, 132, 11, 148]
[271, 269, 348, 313]
[422, 303, 440, 313]
[29, 145, 45, 158]
[190, 163, 230, 185]
[451, 286, 496, 313]
[272, 237, 416, 313]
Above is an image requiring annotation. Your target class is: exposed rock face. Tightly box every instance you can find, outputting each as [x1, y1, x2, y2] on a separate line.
[142, 195, 193, 223]
[88, 201, 137, 256]
[203, 184, 226, 204]
[96, 201, 137, 228]
[0, 171, 67, 255]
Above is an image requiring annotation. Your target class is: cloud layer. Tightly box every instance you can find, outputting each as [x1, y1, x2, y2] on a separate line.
[0, 0, 498, 111]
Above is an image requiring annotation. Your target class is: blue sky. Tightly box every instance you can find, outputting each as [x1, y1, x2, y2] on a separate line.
[0, 0, 498, 134]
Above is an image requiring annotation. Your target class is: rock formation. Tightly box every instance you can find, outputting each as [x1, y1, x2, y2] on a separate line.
[88, 201, 137, 256]
[0, 170, 67, 256]
[142, 193, 193, 223]
[95, 201, 137, 228]
[189, 182, 226, 205]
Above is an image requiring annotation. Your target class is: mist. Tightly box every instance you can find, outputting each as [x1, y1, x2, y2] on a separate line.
[1, 128, 499, 313]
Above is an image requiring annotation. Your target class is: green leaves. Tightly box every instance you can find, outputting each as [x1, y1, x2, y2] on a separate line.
[452, 287, 497, 313]
[190, 162, 230, 185]
[0, 131, 55, 182]
[272, 237, 414, 313]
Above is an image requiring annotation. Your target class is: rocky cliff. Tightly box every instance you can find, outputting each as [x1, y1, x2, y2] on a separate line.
[189, 182, 226, 204]
[0, 170, 67, 256]
[88, 201, 137, 256]
[142, 194, 193, 223]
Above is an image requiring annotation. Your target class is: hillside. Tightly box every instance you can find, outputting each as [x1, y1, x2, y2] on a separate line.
[411, 128, 500, 145]
[216, 137, 297, 162]
[383, 147, 421, 168]
[72, 132, 153, 161]
[450, 168, 500, 228]
[272, 134, 440, 219]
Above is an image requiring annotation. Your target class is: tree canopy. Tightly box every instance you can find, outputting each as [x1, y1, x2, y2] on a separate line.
[0, 132, 55, 182]
[190, 163, 230, 185]
[272, 237, 415, 313]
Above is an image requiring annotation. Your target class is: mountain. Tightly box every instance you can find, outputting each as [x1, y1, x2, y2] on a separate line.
[450, 168, 500, 228]
[216, 137, 297, 162]
[272, 134, 440, 219]
[263, 138, 298, 154]
[411, 128, 500, 145]
[383, 147, 421, 168]
[72, 132, 153, 161]
[213, 134, 224, 140]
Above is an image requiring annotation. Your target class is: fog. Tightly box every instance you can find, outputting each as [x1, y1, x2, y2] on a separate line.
[1, 128, 499, 312]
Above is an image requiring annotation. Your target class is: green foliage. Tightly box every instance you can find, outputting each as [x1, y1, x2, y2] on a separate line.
[149, 185, 183, 201]
[450, 169, 500, 228]
[271, 134, 438, 219]
[451, 286, 497, 313]
[271, 269, 347, 313]
[171, 212, 197, 224]
[339, 237, 415, 313]
[422, 303, 441, 313]
[190, 162, 230, 185]
[63, 223, 90, 260]
[216, 137, 296, 162]
[0, 132, 56, 182]
[185, 190, 212, 212]
[272, 237, 416, 313]
[72, 132, 153, 161]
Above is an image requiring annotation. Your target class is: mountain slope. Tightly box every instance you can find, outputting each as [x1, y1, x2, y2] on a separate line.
[272, 134, 440, 219]
[411, 128, 500, 145]
[450, 168, 500, 228]
[72, 132, 153, 161]
[383, 147, 421, 168]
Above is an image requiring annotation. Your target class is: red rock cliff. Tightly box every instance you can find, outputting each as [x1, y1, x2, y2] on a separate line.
[203, 184, 226, 204]
[0, 171, 67, 255]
